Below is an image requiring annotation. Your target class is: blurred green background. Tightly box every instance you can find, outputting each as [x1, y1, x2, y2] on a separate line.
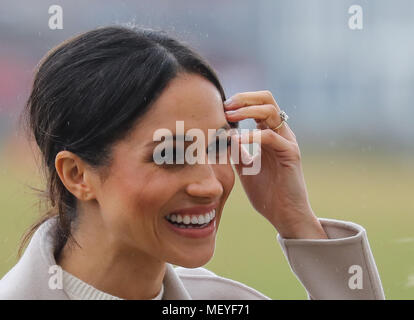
[1, 140, 413, 299]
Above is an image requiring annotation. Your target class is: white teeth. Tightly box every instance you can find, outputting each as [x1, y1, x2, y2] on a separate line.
[183, 215, 191, 225]
[166, 208, 217, 225]
[210, 209, 216, 220]
[198, 215, 205, 224]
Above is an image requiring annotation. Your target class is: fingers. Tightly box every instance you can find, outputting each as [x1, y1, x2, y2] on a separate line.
[224, 90, 295, 142]
[255, 121, 268, 130]
[225, 104, 277, 124]
[233, 129, 292, 153]
[225, 97, 296, 142]
[224, 90, 278, 110]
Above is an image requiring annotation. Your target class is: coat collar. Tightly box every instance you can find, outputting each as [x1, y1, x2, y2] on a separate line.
[13, 217, 192, 300]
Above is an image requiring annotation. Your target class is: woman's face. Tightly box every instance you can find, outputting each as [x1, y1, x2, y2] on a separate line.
[91, 73, 235, 268]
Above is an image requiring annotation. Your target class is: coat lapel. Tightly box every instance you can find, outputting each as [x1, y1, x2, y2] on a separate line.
[163, 263, 192, 300]
[7, 217, 192, 300]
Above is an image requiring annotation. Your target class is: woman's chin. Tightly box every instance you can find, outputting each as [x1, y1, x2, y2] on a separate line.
[177, 259, 212, 269]
[169, 248, 215, 269]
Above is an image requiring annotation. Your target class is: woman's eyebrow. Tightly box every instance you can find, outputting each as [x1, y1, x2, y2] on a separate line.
[210, 123, 232, 139]
[145, 135, 185, 149]
[145, 124, 232, 148]
[220, 123, 232, 131]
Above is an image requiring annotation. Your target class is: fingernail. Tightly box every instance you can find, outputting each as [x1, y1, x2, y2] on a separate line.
[225, 110, 237, 115]
[224, 98, 233, 106]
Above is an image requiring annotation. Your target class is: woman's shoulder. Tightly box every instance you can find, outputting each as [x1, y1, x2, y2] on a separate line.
[173, 266, 271, 300]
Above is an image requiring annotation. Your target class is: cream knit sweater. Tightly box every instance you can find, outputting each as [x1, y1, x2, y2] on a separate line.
[62, 269, 164, 300]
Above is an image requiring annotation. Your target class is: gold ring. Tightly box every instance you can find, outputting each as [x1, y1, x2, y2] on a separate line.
[271, 121, 285, 132]
[271, 110, 289, 132]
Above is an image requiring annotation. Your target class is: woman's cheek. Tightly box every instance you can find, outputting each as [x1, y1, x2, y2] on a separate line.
[129, 171, 179, 214]
[216, 163, 235, 197]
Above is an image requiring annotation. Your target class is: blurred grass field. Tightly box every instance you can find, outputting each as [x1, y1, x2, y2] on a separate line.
[1, 140, 414, 299]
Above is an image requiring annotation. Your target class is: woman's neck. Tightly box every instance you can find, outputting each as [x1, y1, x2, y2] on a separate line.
[56, 215, 166, 300]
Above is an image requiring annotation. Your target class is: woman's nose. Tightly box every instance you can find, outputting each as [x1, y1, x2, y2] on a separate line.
[185, 165, 224, 199]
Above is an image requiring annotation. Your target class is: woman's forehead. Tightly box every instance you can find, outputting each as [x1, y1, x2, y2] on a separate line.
[142, 76, 226, 127]
[151, 73, 223, 116]
[122, 74, 228, 147]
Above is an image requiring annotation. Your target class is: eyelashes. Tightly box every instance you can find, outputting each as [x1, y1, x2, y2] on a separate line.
[207, 135, 232, 154]
[151, 136, 232, 168]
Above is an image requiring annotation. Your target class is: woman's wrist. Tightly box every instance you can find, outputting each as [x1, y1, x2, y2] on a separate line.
[270, 210, 328, 240]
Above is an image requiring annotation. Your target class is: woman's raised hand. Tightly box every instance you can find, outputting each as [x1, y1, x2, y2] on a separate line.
[224, 90, 327, 239]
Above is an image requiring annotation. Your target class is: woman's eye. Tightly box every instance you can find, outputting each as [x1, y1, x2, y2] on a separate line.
[155, 137, 232, 167]
[207, 136, 231, 160]
[216, 136, 231, 152]
[227, 136, 232, 148]
[154, 148, 185, 167]
[166, 148, 184, 164]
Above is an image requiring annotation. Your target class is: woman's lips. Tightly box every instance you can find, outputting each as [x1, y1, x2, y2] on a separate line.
[164, 202, 219, 238]
[166, 208, 216, 225]
[167, 202, 218, 217]
[164, 214, 217, 239]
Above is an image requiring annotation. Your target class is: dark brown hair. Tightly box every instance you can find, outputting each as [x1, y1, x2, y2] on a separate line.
[19, 25, 237, 260]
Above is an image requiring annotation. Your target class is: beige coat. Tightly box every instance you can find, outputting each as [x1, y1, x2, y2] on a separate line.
[0, 217, 385, 299]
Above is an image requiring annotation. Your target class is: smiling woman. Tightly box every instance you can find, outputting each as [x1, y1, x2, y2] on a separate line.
[0, 25, 385, 300]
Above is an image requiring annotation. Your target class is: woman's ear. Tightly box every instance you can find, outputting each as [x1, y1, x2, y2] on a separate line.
[55, 151, 97, 201]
